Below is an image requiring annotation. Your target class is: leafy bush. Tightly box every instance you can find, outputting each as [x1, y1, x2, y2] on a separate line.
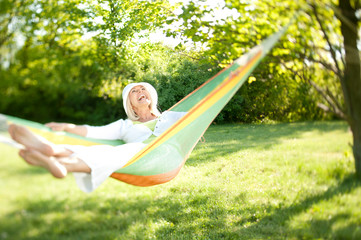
[1, 40, 332, 125]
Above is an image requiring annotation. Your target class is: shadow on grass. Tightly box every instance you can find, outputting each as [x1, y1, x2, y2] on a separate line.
[0, 191, 228, 239]
[187, 121, 349, 166]
[1, 174, 360, 240]
[234, 174, 361, 239]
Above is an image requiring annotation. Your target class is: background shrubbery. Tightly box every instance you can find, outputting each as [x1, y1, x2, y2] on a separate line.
[0, 41, 327, 125]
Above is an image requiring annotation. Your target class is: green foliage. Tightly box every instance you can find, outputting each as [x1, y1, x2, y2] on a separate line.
[1, 121, 359, 239]
[0, 0, 345, 124]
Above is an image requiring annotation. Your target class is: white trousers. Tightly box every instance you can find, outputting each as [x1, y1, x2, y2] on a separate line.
[65, 142, 146, 192]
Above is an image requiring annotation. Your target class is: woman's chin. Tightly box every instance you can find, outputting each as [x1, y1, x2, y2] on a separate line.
[134, 100, 151, 108]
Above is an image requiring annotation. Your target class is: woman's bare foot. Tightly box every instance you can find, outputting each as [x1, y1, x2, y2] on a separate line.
[8, 124, 67, 156]
[19, 149, 67, 178]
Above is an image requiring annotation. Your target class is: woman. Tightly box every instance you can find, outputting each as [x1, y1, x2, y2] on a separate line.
[8, 82, 186, 192]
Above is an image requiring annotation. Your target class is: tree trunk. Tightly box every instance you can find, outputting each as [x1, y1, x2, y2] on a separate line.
[339, 0, 361, 179]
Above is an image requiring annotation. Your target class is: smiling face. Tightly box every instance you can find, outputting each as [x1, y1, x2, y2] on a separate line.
[128, 85, 152, 110]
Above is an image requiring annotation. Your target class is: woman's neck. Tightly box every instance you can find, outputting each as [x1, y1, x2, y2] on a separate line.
[134, 107, 156, 122]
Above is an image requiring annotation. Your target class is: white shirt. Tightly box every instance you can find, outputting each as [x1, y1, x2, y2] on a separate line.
[85, 111, 187, 143]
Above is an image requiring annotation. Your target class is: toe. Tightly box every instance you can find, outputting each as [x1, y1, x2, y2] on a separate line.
[19, 149, 26, 158]
[8, 124, 15, 137]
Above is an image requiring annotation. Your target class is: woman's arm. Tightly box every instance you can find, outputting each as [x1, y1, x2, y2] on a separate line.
[45, 122, 88, 137]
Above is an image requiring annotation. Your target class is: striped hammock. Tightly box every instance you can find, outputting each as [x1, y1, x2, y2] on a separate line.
[0, 22, 291, 186]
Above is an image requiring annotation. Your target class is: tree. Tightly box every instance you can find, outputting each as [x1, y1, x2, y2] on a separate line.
[301, 0, 361, 178]
[336, 0, 361, 178]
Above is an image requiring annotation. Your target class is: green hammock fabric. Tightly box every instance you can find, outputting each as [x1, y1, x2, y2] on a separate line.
[0, 21, 292, 186]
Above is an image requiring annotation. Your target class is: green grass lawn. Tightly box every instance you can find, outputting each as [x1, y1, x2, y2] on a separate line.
[1, 121, 360, 240]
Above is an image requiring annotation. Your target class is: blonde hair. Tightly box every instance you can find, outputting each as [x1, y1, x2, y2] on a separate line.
[123, 83, 161, 121]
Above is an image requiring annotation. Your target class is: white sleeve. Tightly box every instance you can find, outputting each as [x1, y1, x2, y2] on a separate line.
[84, 119, 132, 140]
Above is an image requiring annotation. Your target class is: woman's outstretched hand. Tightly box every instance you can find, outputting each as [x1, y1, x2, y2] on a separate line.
[45, 122, 73, 132]
[45, 122, 87, 137]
